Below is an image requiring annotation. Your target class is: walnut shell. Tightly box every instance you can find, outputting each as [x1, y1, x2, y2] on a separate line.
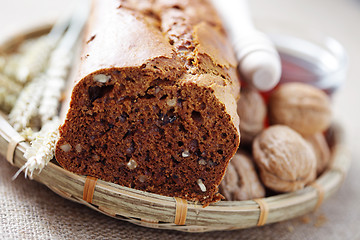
[219, 151, 265, 201]
[269, 83, 331, 135]
[305, 133, 331, 175]
[253, 125, 317, 192]
[237, 87, 266, 145]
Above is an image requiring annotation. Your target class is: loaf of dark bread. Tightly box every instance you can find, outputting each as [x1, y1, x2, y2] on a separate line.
[55, 0, 240, 205]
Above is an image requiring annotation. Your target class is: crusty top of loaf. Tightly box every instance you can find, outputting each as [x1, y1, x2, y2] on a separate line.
[79, 0, 239, 96]
[79, 0, 178, 78]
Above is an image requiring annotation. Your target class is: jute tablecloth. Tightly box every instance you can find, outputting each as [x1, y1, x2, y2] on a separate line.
[1, 0, 360, 239]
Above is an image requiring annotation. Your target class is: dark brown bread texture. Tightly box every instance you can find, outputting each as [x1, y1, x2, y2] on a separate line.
[55, 0, 241, 205]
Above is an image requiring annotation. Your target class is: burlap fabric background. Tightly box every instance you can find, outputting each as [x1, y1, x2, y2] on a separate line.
[1, 0, 360, 239]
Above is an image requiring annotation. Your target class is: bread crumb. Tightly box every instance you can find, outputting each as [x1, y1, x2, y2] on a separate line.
[198, 159, 207, 165]
[314, 214, 327, 227]
[139, 175, 147, 183]
[75, 144, 82, 153]
[301, 215, 311, 224]
[166, 98, 176, 107]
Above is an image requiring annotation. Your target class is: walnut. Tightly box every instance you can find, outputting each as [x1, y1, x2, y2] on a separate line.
[60, 143, 72, 152]
[127, 159, 138, 170]
[305, 133, 331, 176]
[253, 125, 317, 192]
[93, 74, 111, 83]
[219, 151, 265, 201]
[237, 87, 266, 145]
[269, 83, 331, 135]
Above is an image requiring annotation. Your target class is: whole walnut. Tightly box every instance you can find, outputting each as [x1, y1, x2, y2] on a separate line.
[237, 87, 266, 145]
[305, 133, 331, 176]
[219, 151, 265, 201]
[253, 125, 317, 192]
[269, 82, 331, 135]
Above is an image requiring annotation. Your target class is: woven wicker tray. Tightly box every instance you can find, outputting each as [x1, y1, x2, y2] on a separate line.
[0, 26, 351, 232]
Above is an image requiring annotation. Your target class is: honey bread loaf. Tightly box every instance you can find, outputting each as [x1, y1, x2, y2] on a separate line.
[55, 0, 241, 205]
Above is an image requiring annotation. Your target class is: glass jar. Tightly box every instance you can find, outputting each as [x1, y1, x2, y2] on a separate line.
[255, 19, 348, 94]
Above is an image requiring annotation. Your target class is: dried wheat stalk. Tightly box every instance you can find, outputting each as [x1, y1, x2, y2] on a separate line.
[38, 49, 71, 124]
[4, 15, 70, 84]
[0, 73, 22, 112]
[15, 36, 56, 83]
[13, 117, 61, 179]
[8, 76, 46, 131]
